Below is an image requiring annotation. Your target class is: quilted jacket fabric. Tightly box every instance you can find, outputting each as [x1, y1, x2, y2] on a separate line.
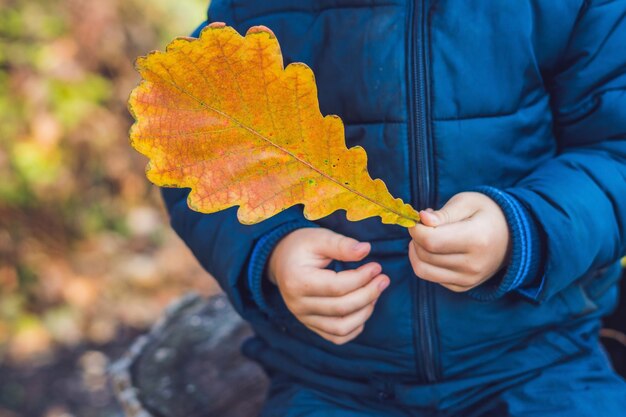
[161, 0, 626, 410]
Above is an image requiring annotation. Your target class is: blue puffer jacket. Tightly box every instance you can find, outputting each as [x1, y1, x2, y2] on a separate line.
[162, 0, 626, 408]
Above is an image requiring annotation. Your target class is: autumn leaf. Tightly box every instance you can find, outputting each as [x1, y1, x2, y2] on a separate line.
[129, 23, 420, 227]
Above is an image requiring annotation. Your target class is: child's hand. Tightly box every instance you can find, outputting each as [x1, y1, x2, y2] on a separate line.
[268, 228, 390, 345]
[408, 192, 511, 292]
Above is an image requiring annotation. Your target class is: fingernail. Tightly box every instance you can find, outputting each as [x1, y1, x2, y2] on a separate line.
[420, 210, 440, 227]
[369, 263, 382, 276]
[378, 279, 390, 292]
[353, 242, 369, 252]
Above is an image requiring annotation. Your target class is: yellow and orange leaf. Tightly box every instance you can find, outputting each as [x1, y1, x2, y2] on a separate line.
[129, 23, 420, 227]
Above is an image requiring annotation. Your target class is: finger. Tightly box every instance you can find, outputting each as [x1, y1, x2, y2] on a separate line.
[298, 274, 389, 316]
[306, 324, 365, 346]
[303, 300, 376, 337]
[408, 221, 475, 254]
[411, 241, 475, 273]
[313, 229, 371, 262]
[298, 262, 382, 297]
[418, 210, 441, 227]
[408, 242, 471, 286]
[418, 192, 481, 227]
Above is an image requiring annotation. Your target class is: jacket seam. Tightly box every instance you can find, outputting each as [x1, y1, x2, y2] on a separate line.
[554, 87, 626, 124]
[426, 0, 439, 208]
[344, 120, 406, 126]
[433, 93, 548, 122]
[232, 3, 401, 23]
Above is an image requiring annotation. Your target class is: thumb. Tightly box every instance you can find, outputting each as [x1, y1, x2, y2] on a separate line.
[314, 229, 371, 262]
[419, 193, 479, 227]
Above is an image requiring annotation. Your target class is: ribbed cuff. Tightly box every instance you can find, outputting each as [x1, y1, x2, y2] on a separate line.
[467, 186, 545, 301]
[247, 221, 319, 316]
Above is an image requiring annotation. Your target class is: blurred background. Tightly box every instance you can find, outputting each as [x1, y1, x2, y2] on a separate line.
[0, 0, 218, 416]
[1, 1, 624, 416]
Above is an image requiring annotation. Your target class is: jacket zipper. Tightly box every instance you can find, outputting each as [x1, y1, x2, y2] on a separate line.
[408, 0, 440, 383]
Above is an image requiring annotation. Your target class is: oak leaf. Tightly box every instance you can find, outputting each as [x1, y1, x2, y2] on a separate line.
[129, 23, 420, 227]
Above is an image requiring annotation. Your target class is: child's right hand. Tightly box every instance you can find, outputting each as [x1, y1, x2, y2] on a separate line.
[267, 228, 390, 345]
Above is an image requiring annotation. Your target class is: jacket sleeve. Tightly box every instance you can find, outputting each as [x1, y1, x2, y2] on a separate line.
[163, 187, 316, 316]
[162, 21, 318, 317]
[498, 0, 626, 303]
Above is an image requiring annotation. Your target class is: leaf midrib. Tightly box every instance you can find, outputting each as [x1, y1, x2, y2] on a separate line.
[141, 65, 419, 223]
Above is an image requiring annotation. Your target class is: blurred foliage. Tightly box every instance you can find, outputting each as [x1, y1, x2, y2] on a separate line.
[0, 0, 216, 387]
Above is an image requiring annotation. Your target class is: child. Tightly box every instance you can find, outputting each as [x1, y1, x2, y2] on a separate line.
[162, 1, 626, 415]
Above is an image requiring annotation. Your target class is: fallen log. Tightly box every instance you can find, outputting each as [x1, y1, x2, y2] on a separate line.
[109, 293, 268, 417]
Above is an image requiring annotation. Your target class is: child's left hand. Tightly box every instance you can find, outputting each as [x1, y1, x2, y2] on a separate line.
[407, 192, 511, 292]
